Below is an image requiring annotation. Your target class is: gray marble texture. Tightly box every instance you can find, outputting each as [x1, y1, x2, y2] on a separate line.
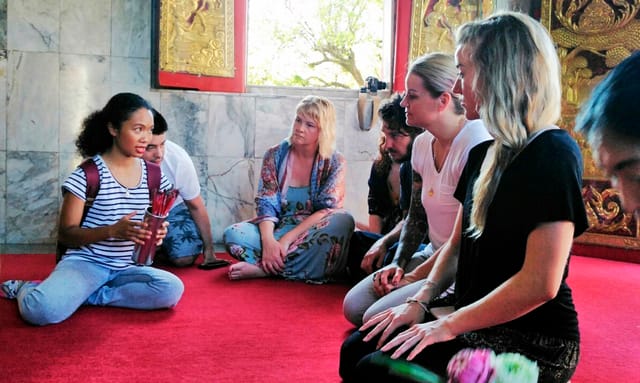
[111, 0, 151, 59]
[0, 1, 382, 245]
[60, 0, 110, 55]
[7, 0, 59, 52]
[7, 51, 59, 152]
[6, 152, 59, 243]
[0, 57, 6, 152]
[59, 54, 111, 153]
[0, 151, 5, 240]
[0, 0, 6, 53]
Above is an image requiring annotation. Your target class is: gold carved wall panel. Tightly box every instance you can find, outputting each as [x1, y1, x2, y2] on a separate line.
[159, 0, 235, 78]
[409, 0, 493, 61]
[541, 0, 640, 249]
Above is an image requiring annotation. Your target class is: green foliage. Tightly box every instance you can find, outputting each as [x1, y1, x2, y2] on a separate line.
[248, 0, 384, 89]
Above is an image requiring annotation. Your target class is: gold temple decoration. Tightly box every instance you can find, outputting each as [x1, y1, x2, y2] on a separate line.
[159, 0, 235, 77]
[583, 184, 634, 235]
[409, 0, 492, 61]
[541, 0, 640, 179]
[541, 0, 640, 249]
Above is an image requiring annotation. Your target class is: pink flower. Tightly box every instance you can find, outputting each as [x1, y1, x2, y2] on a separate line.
[447, 348, 495, 383]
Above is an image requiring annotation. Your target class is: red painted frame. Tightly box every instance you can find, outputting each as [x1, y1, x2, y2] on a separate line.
[392, 0, 412, 93]
[157, 0, 247, 93]
[157, 1, 408, 94]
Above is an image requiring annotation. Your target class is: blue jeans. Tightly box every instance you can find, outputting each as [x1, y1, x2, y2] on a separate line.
[16, 258, 184, 326]
[342, 243, 432, 326]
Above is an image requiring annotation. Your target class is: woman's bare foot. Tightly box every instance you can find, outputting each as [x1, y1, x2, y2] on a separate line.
[228, 262, 268, 280]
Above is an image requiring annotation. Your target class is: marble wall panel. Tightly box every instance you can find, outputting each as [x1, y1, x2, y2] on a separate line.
[191, 155, 208, 203]
[111, 57, 156, 104]
[343, 98, 381, 161]
[206, 157, 257, 243]
[208, 94, 255, 158]
[60, 0, 110, 55]
[0, 57, 6, 151]
[0, 0, 4, 209]
[111, 0, 151, 59]
[159, 92, 209, 156]
[7, 51, 59, 152]
[0, 0, 6, 52]
[344, 159, 372, 226]
[255, 96, 299, 157]
[59, 54, 111, 153]
[7, 0, 59, 52]
[6, 151, 59, 243]
[58, 151, 82, 205]
[333, 99, 347, 155]
[0, 151, 5, 242]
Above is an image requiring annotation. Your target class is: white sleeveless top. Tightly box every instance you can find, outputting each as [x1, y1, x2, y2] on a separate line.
[411, 119, 492, 249]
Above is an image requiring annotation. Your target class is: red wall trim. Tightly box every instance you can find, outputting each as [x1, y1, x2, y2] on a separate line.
[157, 0, 247, 93]
[393, 0, 412, 93]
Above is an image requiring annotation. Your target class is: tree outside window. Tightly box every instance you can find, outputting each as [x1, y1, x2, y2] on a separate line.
[247, 0, 385, 89]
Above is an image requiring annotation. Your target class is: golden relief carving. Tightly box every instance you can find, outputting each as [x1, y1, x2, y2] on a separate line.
[159, 0, 235, 77]
[583, 184, 634, 235]
[579, 180, 640, 248]
[541, 0, 640, 178]
[541, 0, 640, 249]
[409, 0, 492, 61]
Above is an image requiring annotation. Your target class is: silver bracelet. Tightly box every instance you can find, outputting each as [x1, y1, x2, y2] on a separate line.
[405, 297, 430, 314]
[424, 279, 437, 288]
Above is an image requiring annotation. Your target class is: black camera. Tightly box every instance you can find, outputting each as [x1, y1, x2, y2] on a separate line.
[360, 76, 388, 93]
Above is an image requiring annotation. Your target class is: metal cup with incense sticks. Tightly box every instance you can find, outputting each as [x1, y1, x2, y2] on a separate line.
[131, 189, 178, 265]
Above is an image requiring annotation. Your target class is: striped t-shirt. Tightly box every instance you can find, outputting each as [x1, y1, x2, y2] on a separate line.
[61, 155, 172, 269]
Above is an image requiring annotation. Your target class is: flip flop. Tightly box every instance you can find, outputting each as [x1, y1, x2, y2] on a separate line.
[198, 259, 231, 270]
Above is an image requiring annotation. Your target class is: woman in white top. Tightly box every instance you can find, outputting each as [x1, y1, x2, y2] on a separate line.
[343, 53, 491, 326]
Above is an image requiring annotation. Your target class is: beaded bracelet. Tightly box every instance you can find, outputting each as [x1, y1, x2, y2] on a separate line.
[405, 297, 430, 314]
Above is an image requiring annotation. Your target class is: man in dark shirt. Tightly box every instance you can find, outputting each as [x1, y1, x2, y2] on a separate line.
[347, 94, 424, 282]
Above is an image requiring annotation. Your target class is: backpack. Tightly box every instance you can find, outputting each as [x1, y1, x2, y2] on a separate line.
[55, 158, 162, 262]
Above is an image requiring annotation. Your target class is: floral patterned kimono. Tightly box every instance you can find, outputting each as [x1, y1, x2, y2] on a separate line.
[223, 140, 354, 283]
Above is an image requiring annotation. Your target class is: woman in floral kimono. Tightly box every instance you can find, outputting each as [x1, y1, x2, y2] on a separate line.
[223, 95, 354, 283]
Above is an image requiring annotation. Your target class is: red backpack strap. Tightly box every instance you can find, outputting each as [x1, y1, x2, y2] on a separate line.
[145, 160, 162, 194]
[56, 158, 100, 263]
[79, 159, 100, 211]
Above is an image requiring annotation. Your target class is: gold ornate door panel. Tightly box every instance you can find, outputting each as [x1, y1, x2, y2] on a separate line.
[541, 0, 640, 250]
[408, 0, 493, 61]
[152, 0, 246, 92]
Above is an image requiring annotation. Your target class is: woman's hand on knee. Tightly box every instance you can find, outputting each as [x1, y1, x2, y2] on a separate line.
[373, 266, 404, 296]
[381, 317, 455, 361]
[261, 237, 285, 274]
[361, 303, 425, 349]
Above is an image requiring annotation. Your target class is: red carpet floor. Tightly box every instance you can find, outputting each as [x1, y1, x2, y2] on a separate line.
[0, 254, 352, 383]
[0, 254, 638, 382]
[567, 255, 640, 383]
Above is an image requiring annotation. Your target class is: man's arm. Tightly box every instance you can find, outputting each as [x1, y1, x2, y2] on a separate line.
[360, 216, 404, 273]
[392, 170, 428, 270]
[183, 195, 217, 263]
[366, 215, 383, 234]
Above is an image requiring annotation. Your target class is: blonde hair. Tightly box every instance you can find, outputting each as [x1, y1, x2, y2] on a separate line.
[408, 52, 465, 116]
[288, 95, 337, 158]
[456, 11, 562, 238]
